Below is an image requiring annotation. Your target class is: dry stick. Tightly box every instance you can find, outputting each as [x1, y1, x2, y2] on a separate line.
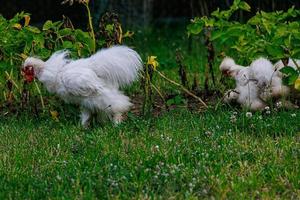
[155, 70, 208, 108]
[204, 28, 215, 88]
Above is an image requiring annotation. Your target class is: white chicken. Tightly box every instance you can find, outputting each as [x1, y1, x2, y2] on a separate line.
[220, 57, 293, 110]
[22, 46, 143, 127]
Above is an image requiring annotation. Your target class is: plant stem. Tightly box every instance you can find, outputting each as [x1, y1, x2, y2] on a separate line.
[155, 70, 208, 108]
[291, 58, 300, 71]
[140, 73, 167, 109]
[85, 2, 96, 53]
[34, 80, 45, 110]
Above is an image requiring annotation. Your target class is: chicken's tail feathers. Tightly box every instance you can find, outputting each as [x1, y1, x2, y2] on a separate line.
[45, 50, 71, 67]
[91, 46, 143, 87]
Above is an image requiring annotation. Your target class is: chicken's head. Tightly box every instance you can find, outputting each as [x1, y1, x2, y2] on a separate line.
[219, 57, 245, 78]
[220, 57, 236, 77]
[22, 57, 45, 83]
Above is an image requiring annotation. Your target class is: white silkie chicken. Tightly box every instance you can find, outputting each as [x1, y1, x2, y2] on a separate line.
[220, 57, 290, 110]
[22, 46, 142, 127]
[220, 57, 264, 110]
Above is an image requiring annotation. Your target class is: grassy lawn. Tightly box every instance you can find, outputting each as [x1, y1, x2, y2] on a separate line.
[0, 27, 300, 199]
[0, 108, 299, 199]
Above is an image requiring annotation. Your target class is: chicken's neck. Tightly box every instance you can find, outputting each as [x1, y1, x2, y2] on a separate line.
[38, 60, 68, 93]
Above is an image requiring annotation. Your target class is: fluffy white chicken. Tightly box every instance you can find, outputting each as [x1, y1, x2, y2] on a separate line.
[220, 57, 262, 110]
[220, 57, 289, 110]
[23, 46, 143, 127]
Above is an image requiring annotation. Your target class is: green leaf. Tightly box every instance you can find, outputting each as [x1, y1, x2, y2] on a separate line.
[59, 28, 73, 37]
[35, 48, 51, 59]
[43, 20, 53, 31]
[239, 1, 251, 12]
[187, 19, 204, 36]
[280, 66, 299, 85]
[211, 31, 226, 41]
[266, 45, 284, 58]
[62, 41, 73, 49]
[74, 29, 90, 41]
[24, 26, 41, 33]
[166, 99, 175, 106]
[280, 66, 298, 75]
[74, 29, 94, 53]
[105, 24, 114, 34]
[291, 49, 300, 58]
[166, 95, 185, 106]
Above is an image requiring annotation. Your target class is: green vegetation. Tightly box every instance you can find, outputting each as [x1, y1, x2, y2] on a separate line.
[0, 0, 300, 198]
[0, 27, 300, 198]
[187, 0, 300, 89]
[0, 108, 299, 199]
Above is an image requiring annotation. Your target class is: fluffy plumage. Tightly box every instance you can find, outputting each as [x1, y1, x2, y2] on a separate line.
[219, 57, 245, 77]
[233, 63, 266, 110]
[221, 57, 293, 110]
[23, 46, 143, 127]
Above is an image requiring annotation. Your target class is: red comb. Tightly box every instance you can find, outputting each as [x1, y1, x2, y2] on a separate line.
[22, 65, 35, 83]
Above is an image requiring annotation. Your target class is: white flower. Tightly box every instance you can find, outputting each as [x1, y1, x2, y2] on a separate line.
[291, 113, 296, 117]
[266, 110, 271, 115]
[264, 106, 270, 111]
[246, 112, 252, 118]
[230, 115, 237, 123]
[205, 131, 212, 136]
[276, 101, 282, 108]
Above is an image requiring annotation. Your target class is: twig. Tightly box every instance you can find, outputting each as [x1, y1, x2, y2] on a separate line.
[291, 58, 300, 71]
[155, 70, 208, 108]
[214, 89, 239, 111]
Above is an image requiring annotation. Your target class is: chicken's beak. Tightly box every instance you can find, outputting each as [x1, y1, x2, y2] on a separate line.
[221, 69, 230, 77]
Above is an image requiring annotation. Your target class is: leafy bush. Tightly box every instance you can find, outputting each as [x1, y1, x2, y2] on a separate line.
[0, 11, 97, 113]
[187, 0, 300, 90]
[0, 5, 133, 114]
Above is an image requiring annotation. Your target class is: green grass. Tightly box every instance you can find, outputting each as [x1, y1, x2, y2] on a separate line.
[0, 108, 299, 199]
[0, 27, 300, 199]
